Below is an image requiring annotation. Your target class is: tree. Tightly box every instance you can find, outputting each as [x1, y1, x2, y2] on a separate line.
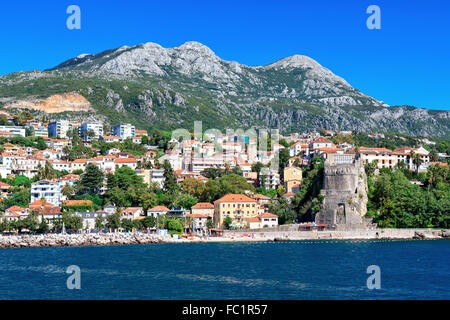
[79, 164, 104, 194]
[364, 160, 378, 177]
[429, 149, 439, 162]
[142, 216, 156, 229]
[95, 216, 105, 230]
[251, 162, 264, 174]
[105, 167, 148, 208]
[139, 192, 158, 212]
[37, 162, 55, 180]
[106, 213, 121, 231]
[121, 218, 134, 232]
[37, 217, 49, 234]
[163, 160, 178, 192]
[3, 188, 30, 208]
[223, 216, 233, 230]
[21, 213, 39, 233]
[62, 213, 83, 231]
[35, 137, 47, 150]
[0, 114, 8, 125]
[269, 197, 296, 224]
[180, 178, 205, 199]
[206, 219, 214, 229]
[167, 218, 183, 235]
[276, 186, 285, 198]
[133, 219, 143, 230]
[173, 193, 198, 209]
[11, 175, 31, 188]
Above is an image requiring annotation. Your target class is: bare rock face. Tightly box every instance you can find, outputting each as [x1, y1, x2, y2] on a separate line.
[5, 92, 93, 114]
[316, 154, 373, 230]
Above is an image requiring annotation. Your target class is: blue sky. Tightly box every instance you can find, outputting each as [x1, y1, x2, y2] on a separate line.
[0, 0, 449, 110]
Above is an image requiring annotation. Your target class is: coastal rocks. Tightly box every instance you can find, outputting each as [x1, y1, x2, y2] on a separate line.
[0, 233, 163, 249]
[413, 231, 426, 239]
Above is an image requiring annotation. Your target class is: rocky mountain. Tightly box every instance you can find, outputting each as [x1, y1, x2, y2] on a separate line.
[0, 41, 449, 137]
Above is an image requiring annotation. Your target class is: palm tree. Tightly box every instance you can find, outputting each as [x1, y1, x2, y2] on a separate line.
[37, 162, 54, 180]
[395, 160, 407, 171]
[413, 154, 423, 174]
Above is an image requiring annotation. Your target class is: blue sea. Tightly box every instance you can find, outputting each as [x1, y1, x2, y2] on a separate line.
[0, 240, 448, 299]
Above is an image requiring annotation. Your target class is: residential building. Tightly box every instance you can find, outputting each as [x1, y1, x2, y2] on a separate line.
[100, 136, 121, 143]
[283, 166, 303, 193]
[259, 168, 280, 189]
[185, 213, 210, 234]
[0, 126, 26, 137]
[28, 124, 48, 138]
[30, 180, 64, 207]
[252, 194, 270, 214]
[73, 211, 112, 231]
[247, 213, 279, 229]
[191, 202, 214, 217]
[213, 194, 258, 229]
[48, 120, 71, 138]
[147, 206, 170, 218]
[112, 123, 135, 140]
[120, 207, 144, 220]
[79, 122, 104, 141]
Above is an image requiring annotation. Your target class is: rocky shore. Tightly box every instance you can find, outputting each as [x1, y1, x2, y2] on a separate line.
[0, 228, 448, 249]
[0, 233, 170, 249]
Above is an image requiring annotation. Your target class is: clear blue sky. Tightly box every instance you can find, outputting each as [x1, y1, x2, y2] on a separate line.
[0, 0, 449, 110]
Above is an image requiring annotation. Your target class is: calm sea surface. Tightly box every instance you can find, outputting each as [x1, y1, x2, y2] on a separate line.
[0, 240, 448, 299]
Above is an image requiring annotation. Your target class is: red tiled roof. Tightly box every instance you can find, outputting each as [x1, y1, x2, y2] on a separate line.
[258, 212, 278, 218]
[252, 194, 270, 199]
[185, 213, 208, 218]
[114, 158, 137, 163]
[214, 194, 256, 203]
[63, 200, 93, 206]
[191, 202, 214, 209]
[148, 206, 170, 212]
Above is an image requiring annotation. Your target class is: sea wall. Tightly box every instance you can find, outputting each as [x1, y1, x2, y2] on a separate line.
[0, 233, 170, 249]
[225, 228, 449, 240]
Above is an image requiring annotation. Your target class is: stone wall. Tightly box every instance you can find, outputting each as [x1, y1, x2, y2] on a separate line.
[315, 154, 373, 230]
[225, 228, 449, 240]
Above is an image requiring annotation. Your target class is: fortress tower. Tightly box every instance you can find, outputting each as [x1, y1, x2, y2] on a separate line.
[315, 154, 375, 230]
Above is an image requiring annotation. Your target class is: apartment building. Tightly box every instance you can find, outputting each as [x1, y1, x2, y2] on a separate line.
[112, 123, 135, 140]
[191, 202, 214, 218]
[0, 126, 26, 137]
[30, 180, 64, 207]
[283, 166, 303, 193]
[48, 120, 71, 138]
[213, 194, 258, 229]
[79, 122, 104, 141]
[28, 124, 48, 138]
[359, 146, 430, 171]
[259, 168, 280, 189]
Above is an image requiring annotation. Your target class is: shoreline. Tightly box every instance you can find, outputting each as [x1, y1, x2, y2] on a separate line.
[0, 228, 448, 249]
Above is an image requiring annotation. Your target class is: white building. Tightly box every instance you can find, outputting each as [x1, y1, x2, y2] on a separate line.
[259, 168, 280, 189]
[48, 120, 71, 138]
[0, 126, 26, 137]
[79, 122, 104, 141]
[30, 180, 64, 207]
[112, 124, 135, 140]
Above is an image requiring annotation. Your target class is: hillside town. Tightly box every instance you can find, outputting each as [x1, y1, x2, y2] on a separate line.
[0, 109, 448, 237]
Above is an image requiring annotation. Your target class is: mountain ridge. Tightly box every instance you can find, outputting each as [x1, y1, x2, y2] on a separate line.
[0, 41, 449, 138]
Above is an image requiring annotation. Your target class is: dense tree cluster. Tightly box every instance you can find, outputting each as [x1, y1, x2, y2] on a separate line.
[366, 165, 449, 228]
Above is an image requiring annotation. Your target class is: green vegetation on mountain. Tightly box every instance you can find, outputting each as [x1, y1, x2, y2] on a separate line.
[0, 41, 448, 137]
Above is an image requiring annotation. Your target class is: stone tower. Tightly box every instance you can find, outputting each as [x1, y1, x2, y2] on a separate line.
[315, 154, 374, 230]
